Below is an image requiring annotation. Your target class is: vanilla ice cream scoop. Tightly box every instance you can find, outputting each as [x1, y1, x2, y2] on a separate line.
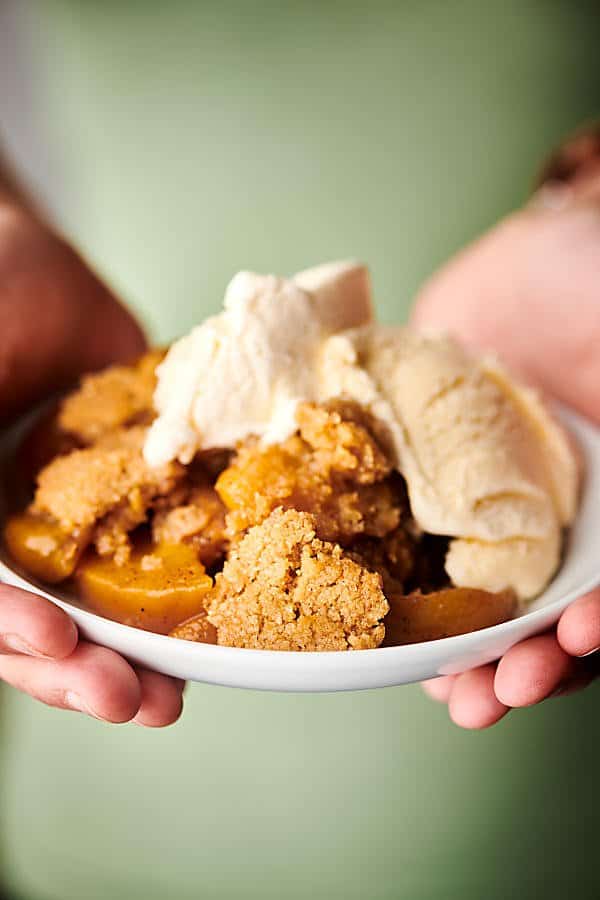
[319, 325, 579, 598]
[144, 262, 579, 600]
[143, 261, 372, 466]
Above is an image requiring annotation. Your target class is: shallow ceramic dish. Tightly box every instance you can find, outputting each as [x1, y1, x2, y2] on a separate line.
[0, 407, 598, 692]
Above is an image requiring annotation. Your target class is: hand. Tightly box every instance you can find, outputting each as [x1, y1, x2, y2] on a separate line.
[0, 200, 185, 726]
[411, 134, 600, 728]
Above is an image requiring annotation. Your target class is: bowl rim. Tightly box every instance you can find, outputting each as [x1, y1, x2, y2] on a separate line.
[1, 555, 598, 665]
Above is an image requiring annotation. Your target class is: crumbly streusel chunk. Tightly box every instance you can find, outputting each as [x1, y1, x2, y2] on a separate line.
[216, 403, 402, 543]
[58, 349, 164, 443]
[152, 484, 228, 567]
[295, 401, 391, 483]
[349, 525, 419, 589]
[32, 426, 184, 562]
[206, 508, 388, 650]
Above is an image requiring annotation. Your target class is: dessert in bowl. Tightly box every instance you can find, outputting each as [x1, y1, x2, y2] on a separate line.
[1, 261, 598, 690]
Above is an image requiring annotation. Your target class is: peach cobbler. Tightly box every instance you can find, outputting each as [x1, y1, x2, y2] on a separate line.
[2, 262, 579, 650]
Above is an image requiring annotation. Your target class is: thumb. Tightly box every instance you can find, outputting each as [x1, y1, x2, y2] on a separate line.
[411, 126, 600, 424]
[0, 204, 146, 421]
[411, 197, 600, 424]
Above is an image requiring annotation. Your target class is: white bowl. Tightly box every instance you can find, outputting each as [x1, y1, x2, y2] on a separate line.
[1, 407, 599, 693]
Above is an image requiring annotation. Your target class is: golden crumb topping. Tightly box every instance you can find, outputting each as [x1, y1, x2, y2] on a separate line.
[206, 507, 388, 651]
[58, 349, 164, 443]
[216, 402, 402, 543]
[295, 401, 391, 483]
[152, 484, 228, 567]
[32, 426, 184, 563]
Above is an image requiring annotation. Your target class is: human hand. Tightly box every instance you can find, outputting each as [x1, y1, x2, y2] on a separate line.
[412, 126, 600, 728]
[0, 199, 185, 726]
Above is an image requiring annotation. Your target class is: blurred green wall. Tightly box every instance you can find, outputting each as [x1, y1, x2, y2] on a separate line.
[1, 2, 599, 899]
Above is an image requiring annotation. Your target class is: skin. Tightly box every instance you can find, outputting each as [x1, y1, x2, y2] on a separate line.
[413, 162, 600, 729]
[0, 163, 185, 726]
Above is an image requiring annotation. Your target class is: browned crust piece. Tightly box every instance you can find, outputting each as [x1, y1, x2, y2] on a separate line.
[216, 402, 403, 544]
[295, 401, 391, 483]
[58, 349, 165, 443]
[31, 426, 184, 563]
[152, 484, 228, 567]
[206, 507, 388, 651]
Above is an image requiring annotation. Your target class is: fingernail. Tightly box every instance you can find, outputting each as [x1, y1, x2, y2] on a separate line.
[64, 691, 103, 719]
[530, 182, 573, 211]
[579, 645, 600, 658]
[2, 634, 48, 657]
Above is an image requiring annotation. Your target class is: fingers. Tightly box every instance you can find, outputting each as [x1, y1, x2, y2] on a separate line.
[133, 669, 185, 728]
[0, 604, 185, 727]
[447, 665, 509, 729]
[0, 640, 142, 722]
[421, 675, 457, 703]
[494, 633, 576, 707]
[423, 624, 598, 730]
[557, 589, 600, 657]
[0, 584, 78, 659]
[422, 668, 508, 729]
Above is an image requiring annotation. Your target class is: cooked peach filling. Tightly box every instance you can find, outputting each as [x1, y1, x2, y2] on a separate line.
[76, 542, 213, 634]
[2, 352, 517, 650]
[4, 513, 87, 583]
[383, 587, 517, 646]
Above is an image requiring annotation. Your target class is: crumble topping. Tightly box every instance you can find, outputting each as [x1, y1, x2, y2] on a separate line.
[206, 508, 388, 651]
[32, 426, 184, 564]
[152, 483, 228, 567]
[58, 349, 164, 443]
[216, 402, 403, 543]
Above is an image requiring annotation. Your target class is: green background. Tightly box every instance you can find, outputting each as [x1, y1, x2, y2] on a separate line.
[1, 2, 599, 898]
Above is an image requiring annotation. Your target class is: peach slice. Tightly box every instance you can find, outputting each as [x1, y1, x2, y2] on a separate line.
[383, 587, 517, 646]
[4, 513, 87, 583]
[76, 543, 212, 634]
